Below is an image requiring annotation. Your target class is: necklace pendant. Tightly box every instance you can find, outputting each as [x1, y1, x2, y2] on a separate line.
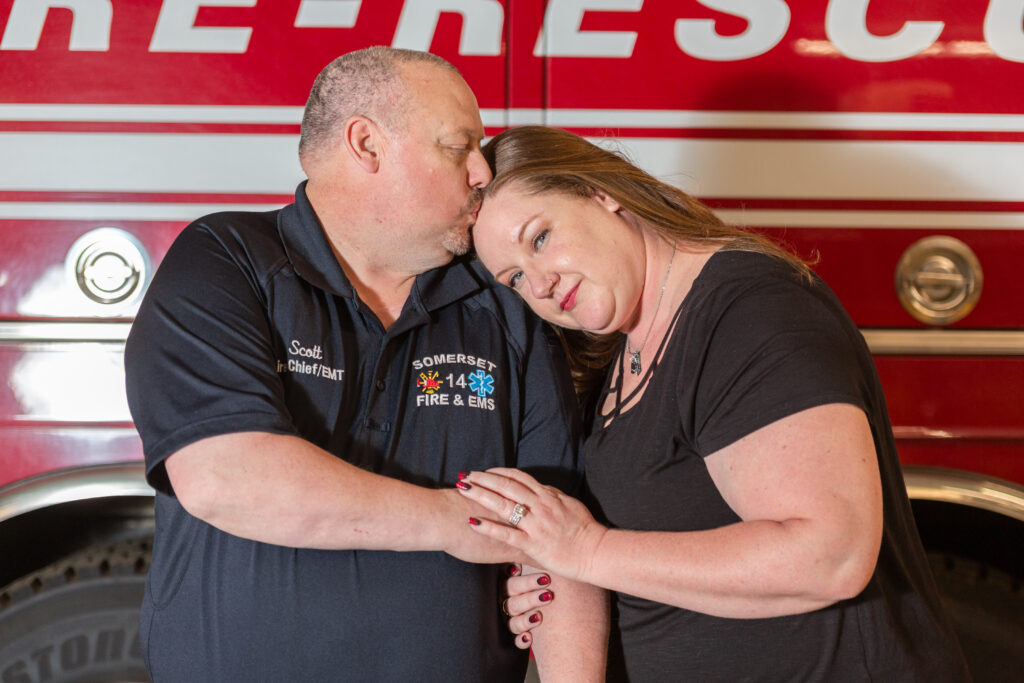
[629, 349, 642, 375]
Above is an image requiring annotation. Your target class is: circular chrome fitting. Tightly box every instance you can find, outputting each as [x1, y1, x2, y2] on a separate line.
[895, 236, 982, 326]
[66, 228, 150, 306]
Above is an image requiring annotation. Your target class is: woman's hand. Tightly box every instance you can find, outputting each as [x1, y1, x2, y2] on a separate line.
[456, 468, 607, 582]
[503, 566, 555, 649]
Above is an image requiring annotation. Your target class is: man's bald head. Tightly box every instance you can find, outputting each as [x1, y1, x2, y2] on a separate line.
[298, 47, 460, 170]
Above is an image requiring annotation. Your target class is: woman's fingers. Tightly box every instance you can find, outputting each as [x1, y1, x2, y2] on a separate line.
[508, 608, 543, 636]
[464, 470, 538, 506]
[484, 467, 544, 491]
[503, 582, 554, 619]
[467, 514, 527, 548]
[515, 632, 532, 649]
[458, 473, 541, 531]
[507, 573, 551, 598]
[459, 481, 526, 527]
[503, 571, 553, 638]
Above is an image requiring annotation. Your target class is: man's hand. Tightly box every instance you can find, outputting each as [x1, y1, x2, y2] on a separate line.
[433, 489, 531, 565]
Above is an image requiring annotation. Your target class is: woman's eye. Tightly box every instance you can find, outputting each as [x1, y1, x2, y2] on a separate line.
[508, 271, 523, 289]
[531, 229, 549, 251]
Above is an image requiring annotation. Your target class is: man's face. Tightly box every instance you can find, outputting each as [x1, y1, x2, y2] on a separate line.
[384, 63, 491, 269]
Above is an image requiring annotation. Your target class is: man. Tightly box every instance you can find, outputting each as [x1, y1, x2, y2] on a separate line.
[125, 48, 606, 681]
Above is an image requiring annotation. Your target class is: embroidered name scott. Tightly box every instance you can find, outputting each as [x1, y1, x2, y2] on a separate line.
[276, 338, 344, 381]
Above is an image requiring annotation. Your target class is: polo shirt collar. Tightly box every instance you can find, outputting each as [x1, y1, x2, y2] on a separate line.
[412, 256, 486, 313]
[278, 182, 486, 314]
[279, 181, 355, 298]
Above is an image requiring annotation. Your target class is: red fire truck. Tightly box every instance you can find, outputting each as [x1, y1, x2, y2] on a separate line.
[1, 1, 1021, 680]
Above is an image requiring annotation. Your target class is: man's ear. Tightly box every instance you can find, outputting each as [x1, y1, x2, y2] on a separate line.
[343, 116, 381, 173]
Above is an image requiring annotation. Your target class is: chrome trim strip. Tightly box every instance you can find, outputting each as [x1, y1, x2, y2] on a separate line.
[0, 322, 132, 342]
[863, 329, 1024, 355]
[903, 466, 1024, 522]
[0, 463, 152, 524]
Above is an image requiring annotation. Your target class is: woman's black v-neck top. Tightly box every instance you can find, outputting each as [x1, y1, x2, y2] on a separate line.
[581, 250, 968, 682]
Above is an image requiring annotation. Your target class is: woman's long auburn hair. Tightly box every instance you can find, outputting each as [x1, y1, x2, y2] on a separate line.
[481, 125, 812, 399]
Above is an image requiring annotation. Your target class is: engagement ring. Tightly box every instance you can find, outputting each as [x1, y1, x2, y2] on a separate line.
[508, 502, 528, 528]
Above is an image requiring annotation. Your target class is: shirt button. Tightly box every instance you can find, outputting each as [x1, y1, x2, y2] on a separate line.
[375, 379, 386, 391]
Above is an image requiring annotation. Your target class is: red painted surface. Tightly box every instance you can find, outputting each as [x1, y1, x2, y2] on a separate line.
[757, 227, 1024, 329]
[0, 0, 1021, 494]
[2, 1, 1020, 113]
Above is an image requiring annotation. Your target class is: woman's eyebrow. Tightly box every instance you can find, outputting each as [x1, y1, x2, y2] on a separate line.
[514, 212, 541, 244]
[488, 212, 541, 281]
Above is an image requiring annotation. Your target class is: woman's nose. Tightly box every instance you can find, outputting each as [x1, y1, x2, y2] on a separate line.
[529, 271, 558, 299]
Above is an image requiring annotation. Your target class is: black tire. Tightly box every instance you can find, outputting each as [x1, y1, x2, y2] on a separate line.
[0, 537, 152, 683]
[927, 552, 1024, 683]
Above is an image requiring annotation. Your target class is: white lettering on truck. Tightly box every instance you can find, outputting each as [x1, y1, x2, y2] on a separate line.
[2, 0, 1022, 65]
[825, 0, 944, 63]
[394, 0, 503, 55]
[675, 0, 791, 61]
[150, 0, 256, 54]
[535, 0, 642, 58]
[1, 0, 112, 51]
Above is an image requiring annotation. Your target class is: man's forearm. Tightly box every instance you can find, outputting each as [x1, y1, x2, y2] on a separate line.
[166, 431, 522, 562]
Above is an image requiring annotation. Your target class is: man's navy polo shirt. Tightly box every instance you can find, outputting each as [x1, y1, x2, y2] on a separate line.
[125, 183, 581, 682]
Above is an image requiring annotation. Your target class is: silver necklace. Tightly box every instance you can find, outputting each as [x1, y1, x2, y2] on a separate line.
[626, 247, 676, 376]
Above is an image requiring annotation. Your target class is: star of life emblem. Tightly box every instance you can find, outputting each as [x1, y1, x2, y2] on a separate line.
[468, 369, 494, 398]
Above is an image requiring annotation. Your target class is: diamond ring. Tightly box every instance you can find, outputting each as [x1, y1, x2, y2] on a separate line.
[508, 502, 528, 528]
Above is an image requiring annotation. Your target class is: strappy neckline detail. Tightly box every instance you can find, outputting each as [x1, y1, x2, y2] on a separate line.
[596, 297, 689, 430]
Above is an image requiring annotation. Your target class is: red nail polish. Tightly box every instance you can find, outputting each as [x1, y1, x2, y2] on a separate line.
[539, 591, 553, 602]
[468, 517, 481, 526]
[529, 614, 540, 624]
[456, 481, 471, 490]
[508, 565, 520, 577]
[457, 471, 468, 480]
[537, 575, 550, 586]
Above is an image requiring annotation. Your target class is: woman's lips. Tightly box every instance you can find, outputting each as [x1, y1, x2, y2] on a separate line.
[560, 284, 579, 311]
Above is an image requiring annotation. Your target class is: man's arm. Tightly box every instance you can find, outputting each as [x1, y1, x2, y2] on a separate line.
[165, 431, 526, 564]
[126, 225, 520, 563]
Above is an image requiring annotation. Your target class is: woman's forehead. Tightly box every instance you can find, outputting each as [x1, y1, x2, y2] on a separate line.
[476, 190, 531, 241]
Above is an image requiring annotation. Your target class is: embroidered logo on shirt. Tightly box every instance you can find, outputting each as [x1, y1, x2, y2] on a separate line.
[416, 370, 444, 394]
[468, 370, 494, 398]
[411, 352, 497, 411]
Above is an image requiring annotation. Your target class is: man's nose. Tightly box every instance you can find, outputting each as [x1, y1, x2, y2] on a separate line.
[468, 148, 492, 189]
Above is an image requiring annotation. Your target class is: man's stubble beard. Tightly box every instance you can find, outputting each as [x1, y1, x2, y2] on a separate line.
[443, 225, 472, 256]
[443, 188, 484, 256]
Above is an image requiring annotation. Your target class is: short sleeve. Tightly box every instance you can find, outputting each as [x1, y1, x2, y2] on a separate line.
[125, 222, 296, 495]
[692, 275, 867, 457]
[476, 277, 582, 496]
[514, 319, 584, 495]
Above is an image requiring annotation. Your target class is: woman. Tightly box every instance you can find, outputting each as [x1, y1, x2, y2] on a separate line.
[456, 126, 969, 681]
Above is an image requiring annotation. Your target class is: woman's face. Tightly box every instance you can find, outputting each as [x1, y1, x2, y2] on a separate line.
[473, 184, 647, 334]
